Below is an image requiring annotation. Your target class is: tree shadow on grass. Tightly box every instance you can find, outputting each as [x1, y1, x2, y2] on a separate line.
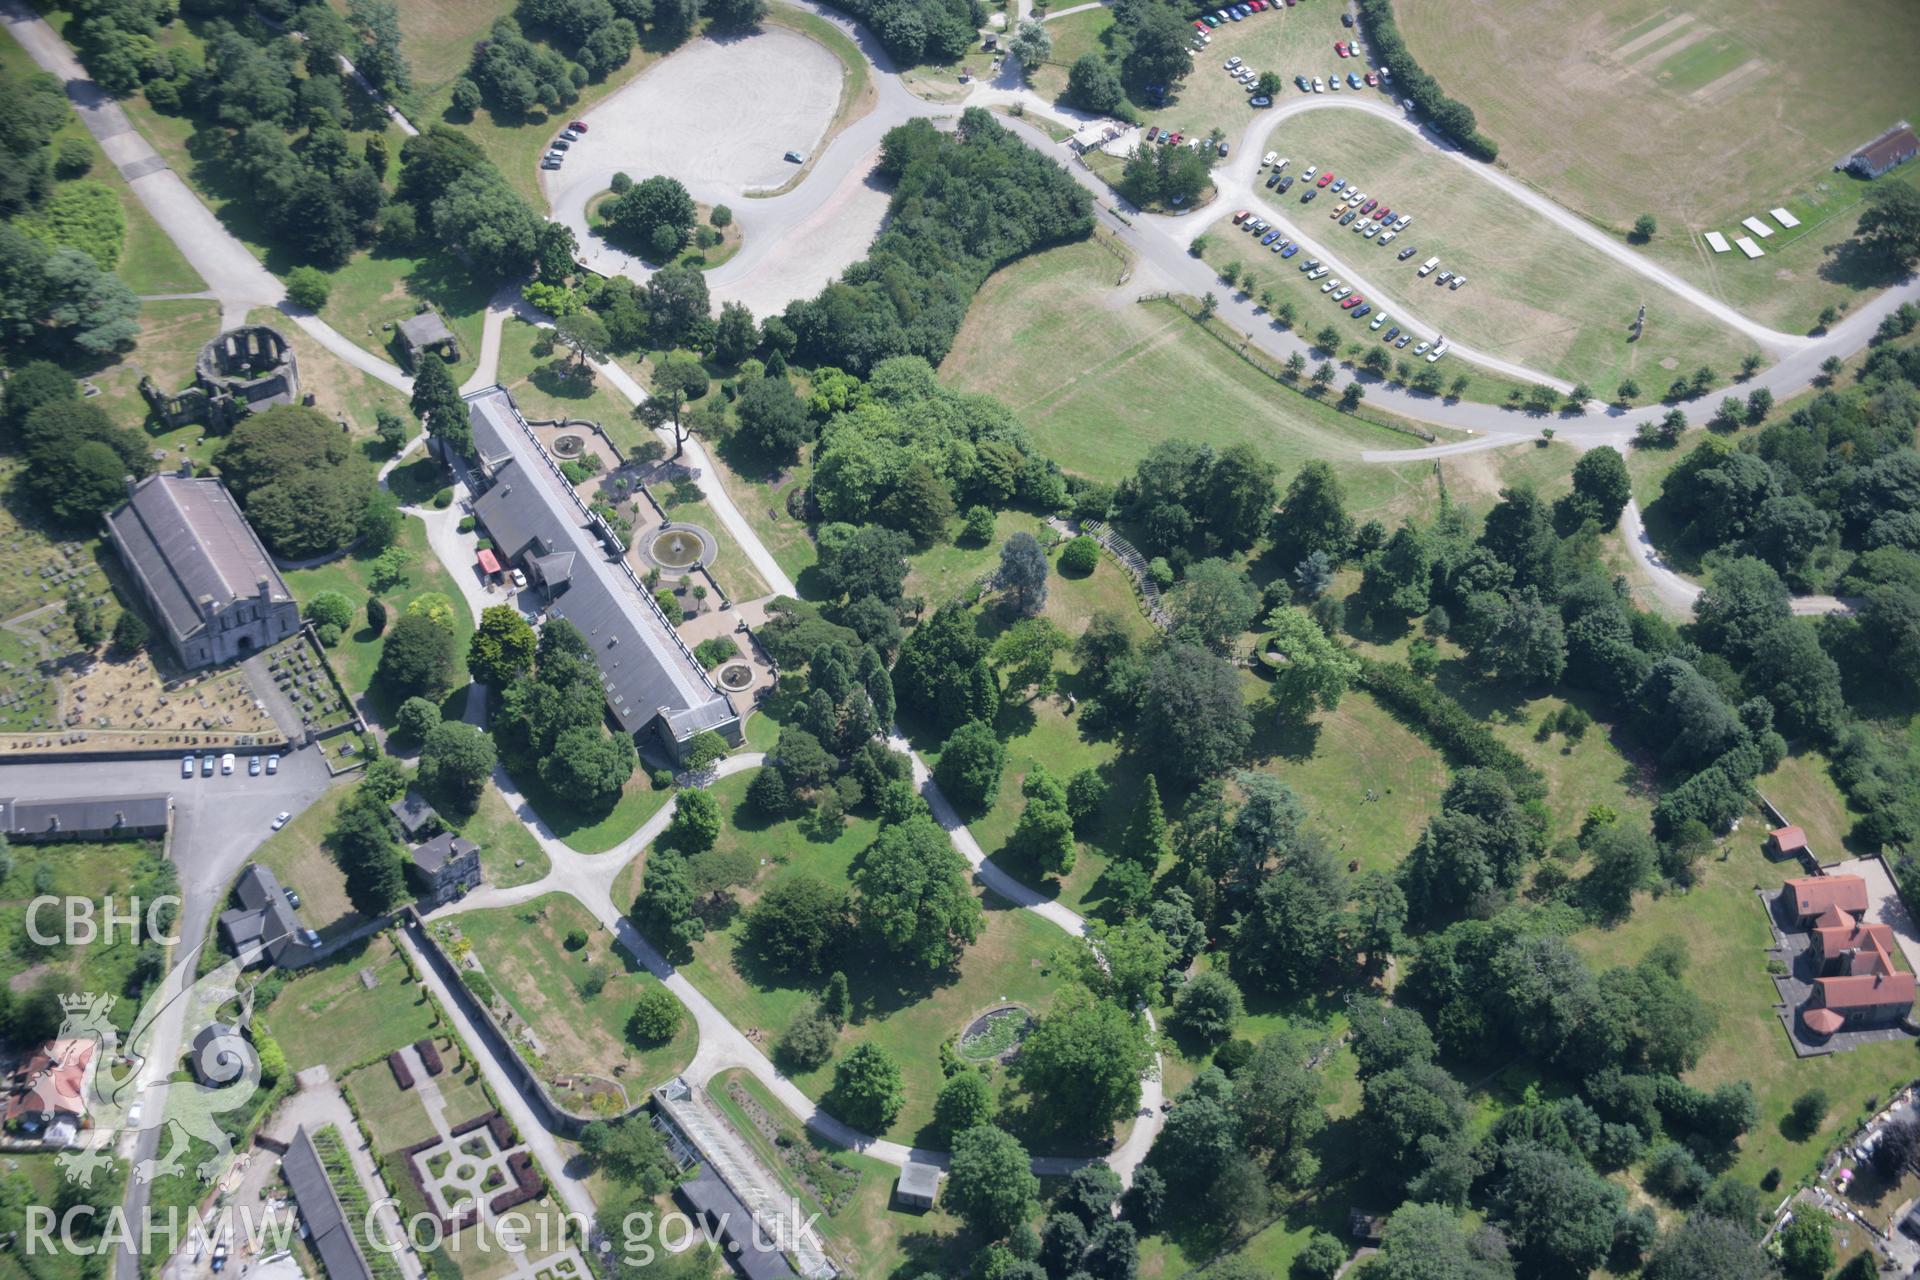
[1430, 656, 1535, 724]
[527, 358, 600, 405]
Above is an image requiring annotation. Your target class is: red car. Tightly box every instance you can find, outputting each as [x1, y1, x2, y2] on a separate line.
[1194, 20, 1208, 31]
[568, 120, 588, 132]
[1360, 198, 1378, 214]
[1316, 171, 1335, 187]
[1145, 126, 1159, 142]
[1335, 40, 1347, 56]
[1342, 295, 1364, 309]
[1365, 71, 1378, 86]
[1233, 209, 1250, 224]
[1168, 132, 1182, 145]
[1375, 206, 1392, 223]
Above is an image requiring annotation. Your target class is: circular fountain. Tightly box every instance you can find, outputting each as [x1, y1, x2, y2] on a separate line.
[717, 661, 754, 691]
[638, 520, 718, 572]
[550, 433, 586, 459]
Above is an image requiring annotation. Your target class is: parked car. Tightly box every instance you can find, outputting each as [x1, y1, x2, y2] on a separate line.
[1351, 304, 1371, 318]
[1312, 76, 1323, 92]
[202, 756, 216, 777]
[550, 139, 570, 150]
[272, 812, 292, 831]
[1360, 198, 1378, 214]
[1218, 141, 1230, 157]
[267, 754, 279, 775]
[220, 753, 235, 776]
[1365, 71, 1378, 86]
[1262, 229, 1282, 244]
[284, 886, 300, 907]
[1321, 278, 1341, 292]
[1393, 214, 1412, 230]
[1317, 172, 1335, 187]
[1374, 206, 1392, 222]
[1250, 93, 1271, 106]
[1335, 40, 1347, 56]
[1302, 164, 1318, 179]
[182, 755, 195, 778]
[248, 755, 261, 777]
[1226, 55, 1242, 68]
[560, 129, 581, 142]
[784, 150, 806, 163]
[568, 120, 588, 132]
[1384, 326, 1400, 341]
[540, 157, 561, 170]
[1370, 313, 1389, 329]
[1397, 245, 1418, 259]
[1378, 229, 1397, 244]
[1427, 343, 1449, 362]
[1307, 266, 1329, 280]
[1414, 341, 1432, 355]
[1296, 75, 1310, 91]
[1271, 238, 1291, 252]
[1339, 210, 1357, 225]
[1348, 71, 1362, 88]
[1395, 333, 1412, 347]
[1261, 149, 1276, 165]
[1435, 270, 1453, 284]
[1299, 257, 1321, 272]
[1332, 286, 1352, 299]
[1168, 132, 1183, 145]
[1278, 175, 1294, 192]
[1266, 172, 1282, 188]
[1329, 178, 1345, 192]
[1302, 189, 1318, 203]
[1342, 11, 1354, 24]
[1450, 276, 1467, 290]
[1233, 208, 1250, 223]
[1380, 65, 1392, 80]
[1341, 295, 1362, 308]
[1327, 73, 1340, 90]
[1280, 242, 1299, 257]
[1146, 127, 1160, 142]
[510, 568, 528, 589]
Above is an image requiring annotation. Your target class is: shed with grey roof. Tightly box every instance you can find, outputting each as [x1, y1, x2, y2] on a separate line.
[0, 794, 171, 842]
[105, 471, 302, 670]
[396, 311, 458, 369]
[464, 385, 739, 762]
[894, 1161, 940, 1210]
[283, 1126, 377, 1280]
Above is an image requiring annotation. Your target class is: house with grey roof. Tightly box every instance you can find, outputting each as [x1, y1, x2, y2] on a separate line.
[104, 470, 302, 670]
[218, 864, 319, 969]
[408, 831, 480, 908]
[464, 385, 740, 763]
[0, 794, 171, 842]
[283, 1126, 377, 1280]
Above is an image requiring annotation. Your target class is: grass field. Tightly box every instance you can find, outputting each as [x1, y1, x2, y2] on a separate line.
[1569, 815, 1917, 1195]
[0, 840, 167, 1032]
[0, 29, 204, 296]
[940, 237, 1441, 525]
[1026, 7, 1116, 105]
[456, 894, 698, 1110]
[284, 516, 474, 716]
[620, 770, 1074, 1146]
[317, 249, 491, 387]
[708, 1067, 973, 1277]
[1245, 110, 1759, 390]
[1394, 0, 1920, 330]
[266, 932, 441, 1074]
[343, 1035, 496, 1148]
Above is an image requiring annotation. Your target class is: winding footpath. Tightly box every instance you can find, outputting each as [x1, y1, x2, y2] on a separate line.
[6, 0, 1912, 1241]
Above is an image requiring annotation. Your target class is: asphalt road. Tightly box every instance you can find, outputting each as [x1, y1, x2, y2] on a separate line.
[0, 748, 334, 1280]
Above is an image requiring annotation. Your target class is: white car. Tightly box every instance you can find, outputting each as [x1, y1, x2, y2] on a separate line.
[1379, 230, 1398, 245]
[1327, 74, 1340, 90]
[1394, 215, 1413, 230]
[1332, 286, 1352, 300]
[220, 753, 235, 775]
[1348, 191, 1367, 206]
[1262, 150, 1277, 166]
[1320, 277, 1341, 292]
[266, 754, 279, 774]
[1273, 156, 1289, 171]
[1414, 341, 1432, 355]
[1312, 77, 1323, 92]
[1370, 313, 1389, 329]
[126, 1099, 143, 1128]
[1226, 55, 1242, 68]
[510, 568, 528, 590]
[271, 812, 292, 831]
[1450, 275, 1467, 290]
[1306, 266, 1329, 280]
[182, 755, 195, 778]
[1302, 164, 1317, 179]
[1427, 343, 1450, 362]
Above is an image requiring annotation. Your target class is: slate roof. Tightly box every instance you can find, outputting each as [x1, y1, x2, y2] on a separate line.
[389, 791, 441, 839]
[411, 831, 477, 875]
[397, 312, 455, 350]
[464, 386, 736, 745]
[0, 794, 170, 838]
[220, 864, 315, 967]
[896, 1161, 940, 1204]
[677, 1168, 799, 1280]
[284, 1126, 376, 1280]
[105, 474, 292, 650]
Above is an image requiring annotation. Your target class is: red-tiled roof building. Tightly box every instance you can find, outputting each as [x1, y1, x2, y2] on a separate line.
[1783, 874, 1868, 926]
[4, 1039, 96, 1142]
[1770, 825, 1810, 858]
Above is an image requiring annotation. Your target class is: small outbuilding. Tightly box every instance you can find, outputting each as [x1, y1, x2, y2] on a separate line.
[1769, 825, 1810, 859]
[1846, 124, 1919, 179]
[390, 791, 443, 842]
[396, 311, 459, 369]
[895, 1161, 940, 1211]
[189, 1023, 245, 1086]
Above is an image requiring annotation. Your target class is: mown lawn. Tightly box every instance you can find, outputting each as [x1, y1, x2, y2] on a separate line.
[622, 771, 1073, 1147]
[265, 933, 441, 1075]
[318, 248, 490, 386]
[1570, 820, 1917, 1195]
[512, 765, 670, 855]
[283, 516, 474, 718]
[940, 237, 1445, 526]
[455, 893, 697, 1111]
[255, 783, 363, 938]
[708, 1068, 973, 1278]
[342, 1033, 496, 1149]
